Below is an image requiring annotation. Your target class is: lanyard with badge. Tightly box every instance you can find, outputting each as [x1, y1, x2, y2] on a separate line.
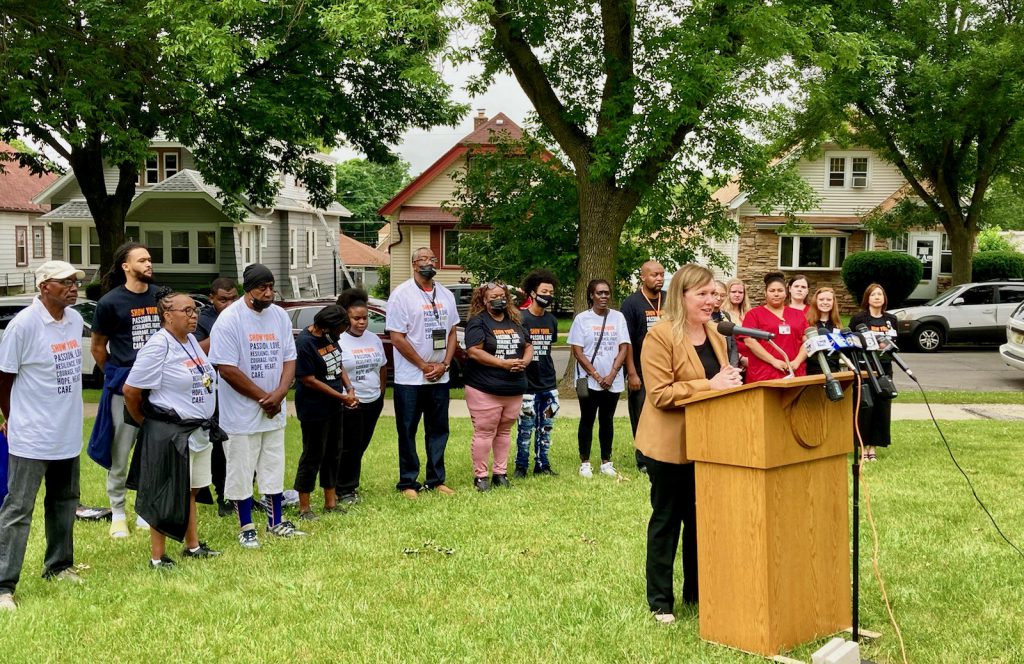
[420, 287, 447, 351]
[642, 292, 662, 326]
[176, 336, 214, 393]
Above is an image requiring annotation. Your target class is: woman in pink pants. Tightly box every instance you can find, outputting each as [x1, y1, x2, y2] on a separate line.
[464, 282, 534, 491]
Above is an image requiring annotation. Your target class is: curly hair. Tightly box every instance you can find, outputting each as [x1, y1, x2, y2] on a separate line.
[468, 282, 521, 324]
[336, 287, 370, 311]
[154, 286, 185, 326]
[520, 269, 558, 297]
[102, 242, 148, 292]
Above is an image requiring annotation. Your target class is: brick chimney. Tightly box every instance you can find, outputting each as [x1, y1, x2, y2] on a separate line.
[474, 109, 488, 129]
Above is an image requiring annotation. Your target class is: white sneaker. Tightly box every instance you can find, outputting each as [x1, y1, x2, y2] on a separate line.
[654, 612, 675, 625]
[599, 461, 617, 477]
[109, 518, 129, 539]
[0, 593, 15, 612]
[135, 515, 150, 530]
[579, 462, 593, 478]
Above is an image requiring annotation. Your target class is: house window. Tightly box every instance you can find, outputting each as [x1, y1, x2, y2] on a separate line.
[146, 230, 164, 263]
[828, 158, 846, 187]
[442, 229, 461, 267]
[940, 233, 952, 274]
[197, 230, 216, 264]
[32, 227, 45, 259]
[289, 229, 298, 269]
[15, 227, 28, 267]
[778, 235, 847, 270]
[163, 152, 179, 179]
[240, 227, 259, 266]
[888, 233, 909, 252]
[170, 231, 190, 264]
[67, 227, 84, 265]
[305, 229, 316, 268]
[145, 157, 160, 185]
[139, 148, 183, 184]
[125, 225, 140, 242]
[851, 157, 868, 187]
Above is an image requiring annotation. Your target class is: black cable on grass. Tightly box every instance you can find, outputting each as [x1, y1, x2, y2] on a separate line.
[917, 381, 1024, 560]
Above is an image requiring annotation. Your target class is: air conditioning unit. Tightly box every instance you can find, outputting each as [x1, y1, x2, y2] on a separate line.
[852, 176, 867, 188]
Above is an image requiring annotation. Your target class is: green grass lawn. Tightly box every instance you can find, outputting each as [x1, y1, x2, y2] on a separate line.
[2, 417, 1023, 662]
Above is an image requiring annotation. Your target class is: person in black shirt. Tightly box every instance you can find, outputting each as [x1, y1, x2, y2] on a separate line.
[293, 305, 357, 519]
[805, 287, 844, 376]
[193, 276, 239, 516]
[621, 260, 666, 473]
[88, 242, 160, 539]
[849, 283, 899, 461]
[464, 283, 533, 491]
[514, 270, 560, 477]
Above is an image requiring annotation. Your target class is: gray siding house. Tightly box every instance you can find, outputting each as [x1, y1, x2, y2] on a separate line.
[32, 140, 350, 297]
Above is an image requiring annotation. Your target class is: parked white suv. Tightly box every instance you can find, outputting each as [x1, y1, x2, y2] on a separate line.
[889, 280, 1024, 352]
[0, 295, 100, 385]
[999, 301, 1024, 371]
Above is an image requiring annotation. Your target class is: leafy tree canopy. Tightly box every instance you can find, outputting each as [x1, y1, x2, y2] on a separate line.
[336, 158, 412, 244]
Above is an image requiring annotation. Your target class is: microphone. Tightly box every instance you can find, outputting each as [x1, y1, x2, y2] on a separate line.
[834, 329, 875, 411]
[803, 328, 845, 401]
[853, 324, 898, 399]
[712, 312, 740, 368]
[824, 331, 859, 372]
[716, 320, 775, 341]
[874, 333, 917, 382]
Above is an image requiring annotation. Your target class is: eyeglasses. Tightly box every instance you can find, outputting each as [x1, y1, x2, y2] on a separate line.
[414, 257, 439, 265]
[45, 278, 80, 288]
[485, 281, 506, 290]
[168, 307, 199, 317]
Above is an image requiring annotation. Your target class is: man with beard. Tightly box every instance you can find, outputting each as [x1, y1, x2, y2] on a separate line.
[87, 243, 161, 538]
[621, 260, 666, 473]
[209, 264, 299, 548]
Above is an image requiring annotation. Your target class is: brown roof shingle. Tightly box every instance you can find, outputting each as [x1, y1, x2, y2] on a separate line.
[0, 142, 58, 213]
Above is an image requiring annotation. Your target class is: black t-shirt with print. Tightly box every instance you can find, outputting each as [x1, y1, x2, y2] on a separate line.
[93, 284, 161, 367]
[294, 328, 345, 421]
[849, 311, 899, 376]
[520, 308, 558, 393]
[620, 289, 666, 379]
[464, 312, 531, 396]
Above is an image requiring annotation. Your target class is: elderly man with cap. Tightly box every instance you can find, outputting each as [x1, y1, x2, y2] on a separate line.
[208, 264, 300, 548]
[0, 261, 87, 611]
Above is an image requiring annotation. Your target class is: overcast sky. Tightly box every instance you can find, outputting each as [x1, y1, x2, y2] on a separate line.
[331, 61, 536, 175]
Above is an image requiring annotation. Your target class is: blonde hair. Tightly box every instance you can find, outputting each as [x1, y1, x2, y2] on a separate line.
[663, 264, 715, 338]
[721, 277, 750, 322]
[806, 287, 841, 329]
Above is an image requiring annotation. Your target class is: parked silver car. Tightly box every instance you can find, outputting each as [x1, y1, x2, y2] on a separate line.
[0, 295, 100, 385]
[999, 301, 1024, 371]
[890, 280, 1024, 352]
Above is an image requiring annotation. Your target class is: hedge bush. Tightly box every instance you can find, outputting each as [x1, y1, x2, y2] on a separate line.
[841, 251, 923, 308]
[972, 251, 1024, 281]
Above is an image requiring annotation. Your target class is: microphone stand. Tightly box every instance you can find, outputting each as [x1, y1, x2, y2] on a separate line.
[766, 339, 795, 378]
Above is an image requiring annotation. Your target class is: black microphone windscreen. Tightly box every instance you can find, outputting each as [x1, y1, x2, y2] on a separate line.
[716, 320, 736, 337]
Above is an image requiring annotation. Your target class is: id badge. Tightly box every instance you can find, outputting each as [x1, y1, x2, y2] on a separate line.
[432, 327, 447, 351]
[778, 324, 791, 335]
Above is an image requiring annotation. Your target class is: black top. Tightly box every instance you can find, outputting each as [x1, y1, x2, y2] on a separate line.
[194, 306, 219, 342]
[848, 311, 898, 376]
[693, 339, 721, 381]
[464, 312, 531, 396]
[806, 320, 844, 375]
[520, 308, 558, 392]
[294, 328, 344, 421]
[621, 289, 666, 379]
[93, 284, 161, 367]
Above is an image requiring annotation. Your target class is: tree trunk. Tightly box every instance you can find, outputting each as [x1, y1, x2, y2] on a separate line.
[558, 177, 635, 394]
[942, 211, 977, 286]
[69, 140, 137, 287]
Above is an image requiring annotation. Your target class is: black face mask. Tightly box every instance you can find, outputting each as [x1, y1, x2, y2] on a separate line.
[417, 265, 437, 280]
[251, 297, 272, 312]
[489, 299, 507, 312]
[534, 294, 552, 308]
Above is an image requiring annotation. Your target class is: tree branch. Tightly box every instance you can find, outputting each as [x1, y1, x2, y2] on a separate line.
[488, 0, 592, 170]
[595, 0, 635, 149]
[967, 118, 1016, 225]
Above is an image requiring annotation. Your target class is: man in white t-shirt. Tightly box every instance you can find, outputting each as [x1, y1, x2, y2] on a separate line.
[385, 247, 460, 498]
[0, 261, 87, 611]
[208, 264, 299, 548]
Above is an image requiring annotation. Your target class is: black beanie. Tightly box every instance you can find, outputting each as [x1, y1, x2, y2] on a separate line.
[242, 263, 275, 292]
[313, 305, 347, 330]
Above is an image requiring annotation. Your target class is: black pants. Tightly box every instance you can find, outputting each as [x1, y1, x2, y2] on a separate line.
[644, 455, 698, 613]
[627, 386, 647, 469]
[577, 389, 620, 462]
[211, 436, 227, 501]
[337, 395, 385, 496]
[293, 411, 343, 493]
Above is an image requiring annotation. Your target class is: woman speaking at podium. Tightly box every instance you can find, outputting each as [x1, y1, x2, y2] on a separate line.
[634, 264, 743, 625]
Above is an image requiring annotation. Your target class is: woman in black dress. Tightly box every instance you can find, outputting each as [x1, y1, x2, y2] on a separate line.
[849, 283, 899, 461]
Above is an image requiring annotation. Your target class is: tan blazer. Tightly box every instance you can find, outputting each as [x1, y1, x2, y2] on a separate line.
[634, 319, 729, 464]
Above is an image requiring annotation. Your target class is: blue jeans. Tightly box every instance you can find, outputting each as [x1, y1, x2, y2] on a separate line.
[515, 389, 559, 470]
[393, 382, 450, 491]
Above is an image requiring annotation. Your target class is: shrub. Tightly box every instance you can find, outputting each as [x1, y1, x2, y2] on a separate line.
[841, 251, 923, 308]
[84, 280, 102, 302]
[972, 251, 1024, 281]
[977, 226, 1016, 253]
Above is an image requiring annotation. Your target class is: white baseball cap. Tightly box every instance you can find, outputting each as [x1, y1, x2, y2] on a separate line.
[35, 260, 86, 288]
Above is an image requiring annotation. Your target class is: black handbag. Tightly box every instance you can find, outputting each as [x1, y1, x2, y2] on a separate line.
[575, 311, 608, 399]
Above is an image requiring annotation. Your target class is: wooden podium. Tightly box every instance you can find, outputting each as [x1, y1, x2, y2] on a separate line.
[682, 373, 855, 656]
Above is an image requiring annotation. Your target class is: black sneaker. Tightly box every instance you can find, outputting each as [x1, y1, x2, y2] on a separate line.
[182, 541, 222, 558]
[217, 499, 235, 518]
[338, 493, 360, 506]
[298, 510, 318, 522]
[149, 555, 176, 569]
[534, 465, 558, 476]
[474, 477, 491, 492]
[513, 467, 528, 479]
[491, 474, 512, 489]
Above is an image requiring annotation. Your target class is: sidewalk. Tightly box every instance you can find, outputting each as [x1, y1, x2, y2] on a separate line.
[81, 401, 1024, 421]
